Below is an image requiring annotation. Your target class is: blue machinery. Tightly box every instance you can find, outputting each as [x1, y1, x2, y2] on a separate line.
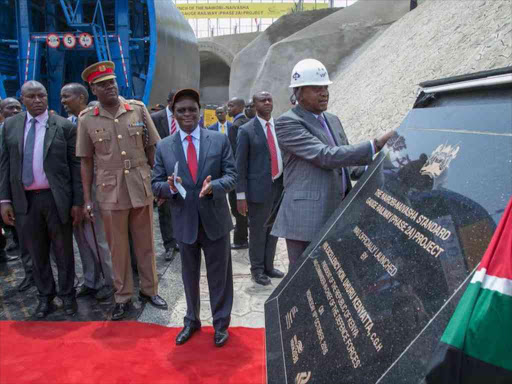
[0, 0, 200, 112]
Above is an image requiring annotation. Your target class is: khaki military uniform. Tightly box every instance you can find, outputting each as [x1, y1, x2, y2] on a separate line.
[76, 96, 161, 303]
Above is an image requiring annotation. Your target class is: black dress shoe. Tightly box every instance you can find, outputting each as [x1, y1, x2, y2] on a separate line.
[139, 292, 168, 309]
[252, 273, 271, 286]
[111, 302, 131, 321]
[164, 248, 177, 262]
[214, 329, 229, 347]
[266, 268, 285, 278]
[76, 285, 98, 298]
[231, 242, 249, 250]
[0, 252, 19, 263]
[17, 276, 35, 292]
[35, 300, 55, 318]
[95, 285, 114, 301]
[176, 325, 199, 345]
[62, 297, 78, 315]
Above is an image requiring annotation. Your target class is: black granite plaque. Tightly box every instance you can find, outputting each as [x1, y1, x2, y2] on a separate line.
[265, 86, 512, 384]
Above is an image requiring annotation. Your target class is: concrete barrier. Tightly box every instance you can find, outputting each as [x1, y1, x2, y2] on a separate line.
[230, 0, 411, 115]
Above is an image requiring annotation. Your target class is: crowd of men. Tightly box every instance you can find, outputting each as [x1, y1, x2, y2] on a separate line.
[0, 58, 393, 348]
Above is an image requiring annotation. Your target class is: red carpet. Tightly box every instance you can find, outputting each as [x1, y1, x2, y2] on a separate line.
[0, 321, 266, 384]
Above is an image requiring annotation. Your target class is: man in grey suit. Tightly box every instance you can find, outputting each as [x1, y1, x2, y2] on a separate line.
[0, 81, 83, 317]
[152, 89, 237, 347]
[236, 91, 285, 285]
[271, 59, 394, 265]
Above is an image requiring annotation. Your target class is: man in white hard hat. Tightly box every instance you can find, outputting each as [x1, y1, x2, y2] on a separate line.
[271, 58, 395, 265]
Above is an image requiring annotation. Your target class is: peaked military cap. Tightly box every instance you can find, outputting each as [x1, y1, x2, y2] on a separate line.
[81, 61, 117, 84]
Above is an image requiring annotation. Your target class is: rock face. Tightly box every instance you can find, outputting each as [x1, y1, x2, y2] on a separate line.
[329, 0, 512, 144]
[229, 0, 411, 115]
[229, 7, 340, 103]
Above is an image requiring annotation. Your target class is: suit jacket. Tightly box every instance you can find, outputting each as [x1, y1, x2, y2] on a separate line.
[151, 128, 237, 244]
[0, 112, 83, 224]
[235, 117, 275, 203]
[207, 121, 232, 135]
[271, 104, 373, 242]
[228, 114, 250, 156]
[151, 108, 171, 139]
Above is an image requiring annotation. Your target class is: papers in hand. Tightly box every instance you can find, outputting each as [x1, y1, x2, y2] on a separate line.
[174, 162, 187, 199]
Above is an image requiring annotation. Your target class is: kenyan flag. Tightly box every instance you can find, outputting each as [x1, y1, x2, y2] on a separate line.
[425, 198, 512, 384]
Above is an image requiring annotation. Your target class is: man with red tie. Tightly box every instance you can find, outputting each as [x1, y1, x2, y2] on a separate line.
[152, 89, 237, 347]
[235, 91, 285, 286]
[151, 89, 179, 261]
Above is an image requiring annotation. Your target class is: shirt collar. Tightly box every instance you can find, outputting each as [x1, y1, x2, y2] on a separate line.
[256, 115, 274, 128]
[27, 110, 49, 125]
[234, 112, 245, 120]
[166, 106, 173, 118]
[179, 125, 201, 142]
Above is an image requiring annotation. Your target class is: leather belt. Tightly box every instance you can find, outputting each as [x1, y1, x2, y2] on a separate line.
[25, 189, 51, 195]
[96, 157, 148, 170]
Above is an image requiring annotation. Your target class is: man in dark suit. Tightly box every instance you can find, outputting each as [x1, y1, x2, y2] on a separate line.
[151, 89, 179, 261]
[152, 89, 236, 347]
[236, 91, 285, 285]
[0, 81, 83, 317]
[0, 98, 24, 265]
[227, 97, 249, 249]
[207, 106, 232, 135]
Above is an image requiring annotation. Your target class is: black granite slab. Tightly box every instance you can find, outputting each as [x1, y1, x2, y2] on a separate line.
[265, 95, 512, 384]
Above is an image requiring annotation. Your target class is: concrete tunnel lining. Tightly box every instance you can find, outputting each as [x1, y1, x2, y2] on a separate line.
[198, 40, 236, 106]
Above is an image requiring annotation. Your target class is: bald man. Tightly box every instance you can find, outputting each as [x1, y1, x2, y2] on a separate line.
[0, 81, 83, 318]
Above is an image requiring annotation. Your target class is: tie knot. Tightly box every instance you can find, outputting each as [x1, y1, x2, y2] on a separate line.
[186, 135, 193, 143]
[266, 122, 271, 129]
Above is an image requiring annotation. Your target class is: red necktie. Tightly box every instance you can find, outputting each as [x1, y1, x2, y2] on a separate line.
[266, 122, 279, 179]
[186, 135, 198, 183]
[170, 117, 177, 135]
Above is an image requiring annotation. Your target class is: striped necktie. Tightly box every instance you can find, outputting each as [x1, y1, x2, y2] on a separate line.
[170, 117, 177, 135]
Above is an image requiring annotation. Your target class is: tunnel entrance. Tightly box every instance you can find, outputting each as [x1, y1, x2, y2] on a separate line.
[199, 50, 231, 107]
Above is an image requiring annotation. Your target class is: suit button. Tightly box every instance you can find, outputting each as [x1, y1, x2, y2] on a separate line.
[118, 134, 122, 139]
[136, 132, 140, 136]
[99, 138, 103, 142]
[121, 151, 126, 156]
[102, 183, 106, 187]
[124, 170, 130, 174]
[114, 119, 119, 123]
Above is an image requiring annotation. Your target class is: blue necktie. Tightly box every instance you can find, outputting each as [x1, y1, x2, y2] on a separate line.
[22, 118, 36, 187]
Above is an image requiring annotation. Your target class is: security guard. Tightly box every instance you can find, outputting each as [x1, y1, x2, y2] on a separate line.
[76, 61, 167, 320]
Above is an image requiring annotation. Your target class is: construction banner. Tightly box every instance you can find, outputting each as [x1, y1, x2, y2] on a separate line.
[176, 2, 329, 19]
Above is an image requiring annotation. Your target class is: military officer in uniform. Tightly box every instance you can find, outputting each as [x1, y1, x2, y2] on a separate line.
[76, 61, 167, 320]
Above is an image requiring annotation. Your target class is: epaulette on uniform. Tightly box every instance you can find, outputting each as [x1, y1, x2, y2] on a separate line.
[78, 106, 93, 118]
[128, 99, 145, 107]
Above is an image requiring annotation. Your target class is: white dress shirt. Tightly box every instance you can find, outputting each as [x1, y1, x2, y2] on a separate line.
[179, 125, 201, 163]
[237, 115, 283, 200]
[170, 126, 201, 195]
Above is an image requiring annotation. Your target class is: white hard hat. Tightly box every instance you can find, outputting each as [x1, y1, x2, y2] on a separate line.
[289, 58, 333, 88]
